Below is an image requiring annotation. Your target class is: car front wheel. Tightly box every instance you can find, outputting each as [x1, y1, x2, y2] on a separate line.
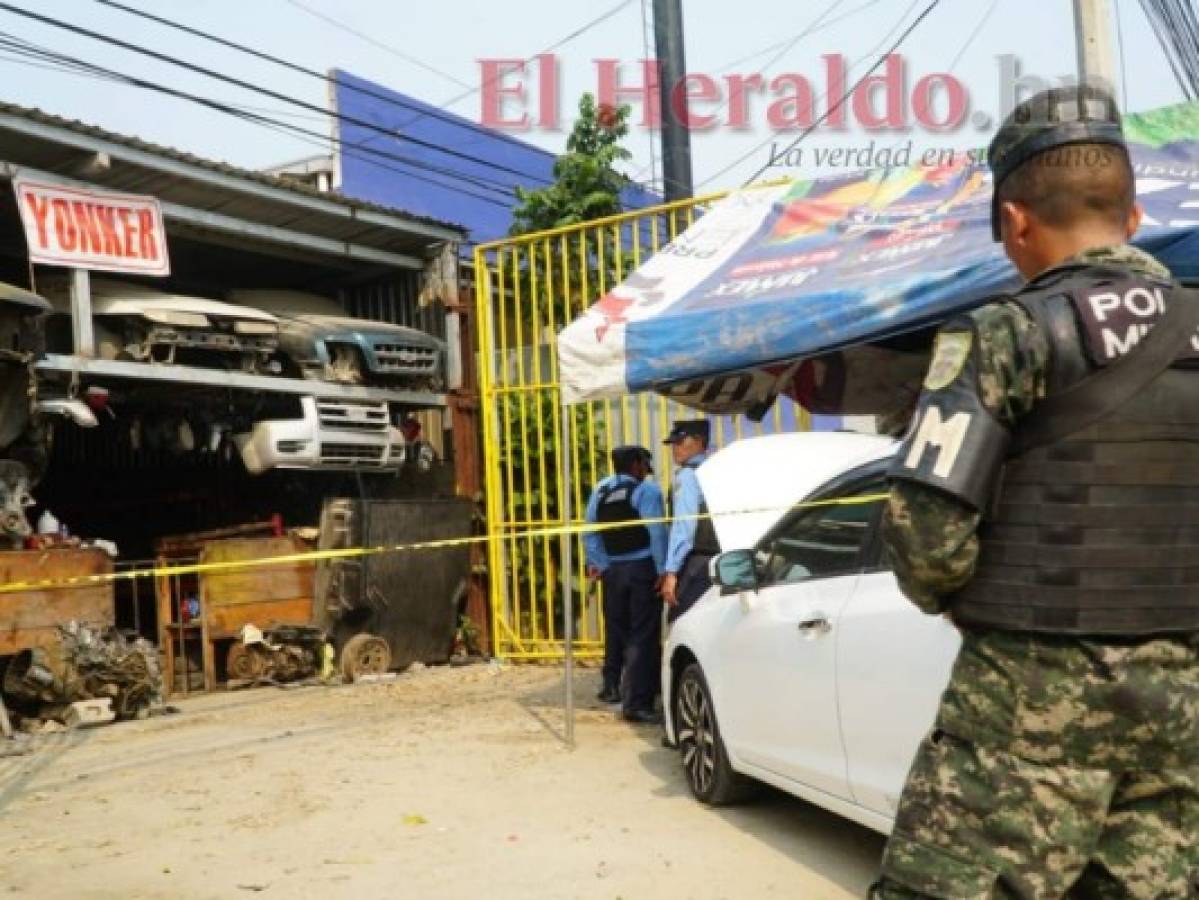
[675, 662, 754, 805]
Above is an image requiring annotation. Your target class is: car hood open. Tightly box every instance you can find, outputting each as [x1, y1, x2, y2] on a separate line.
[695, 432, 897, 551]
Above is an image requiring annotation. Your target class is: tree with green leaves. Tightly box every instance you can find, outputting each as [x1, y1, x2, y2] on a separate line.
[510, 93, 632, 235]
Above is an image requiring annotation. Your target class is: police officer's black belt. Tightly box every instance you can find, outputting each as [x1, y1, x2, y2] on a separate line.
[1011, 285, 1199, 455]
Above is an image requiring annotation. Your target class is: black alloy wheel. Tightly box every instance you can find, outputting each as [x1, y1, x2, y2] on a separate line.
[674, 662, 754, 805]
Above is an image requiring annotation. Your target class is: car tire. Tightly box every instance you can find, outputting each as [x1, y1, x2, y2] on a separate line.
[674, 663, 755, 806]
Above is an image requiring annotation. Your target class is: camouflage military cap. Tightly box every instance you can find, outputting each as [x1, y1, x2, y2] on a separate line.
[987, 84, 1126, 240]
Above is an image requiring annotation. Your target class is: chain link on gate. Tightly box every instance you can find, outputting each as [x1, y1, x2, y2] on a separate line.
[474, 195, 810, 661]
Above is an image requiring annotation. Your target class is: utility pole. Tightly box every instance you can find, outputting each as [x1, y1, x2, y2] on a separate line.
[1072, 0, 1119, 92]
[652, 0, 693, 201]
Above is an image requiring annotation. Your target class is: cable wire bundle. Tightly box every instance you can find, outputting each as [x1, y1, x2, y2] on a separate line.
[1138, 0, 1199, 100]
[0, 0, 657, 211]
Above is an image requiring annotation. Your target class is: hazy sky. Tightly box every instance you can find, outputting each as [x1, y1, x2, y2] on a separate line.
[0, 0, 1183, 195]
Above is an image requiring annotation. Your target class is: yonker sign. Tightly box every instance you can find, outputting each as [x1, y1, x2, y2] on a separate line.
[12, 177, 170, 276]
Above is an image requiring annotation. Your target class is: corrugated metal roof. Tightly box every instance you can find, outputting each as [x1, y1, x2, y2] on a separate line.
[0, 100, 467, 240]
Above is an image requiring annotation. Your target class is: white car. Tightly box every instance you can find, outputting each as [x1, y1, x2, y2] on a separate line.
[661, 432, 960, 834]
[234, 396, 405, 474]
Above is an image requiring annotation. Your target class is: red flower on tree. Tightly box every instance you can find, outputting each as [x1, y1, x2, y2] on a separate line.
[597, 103, 620, 129]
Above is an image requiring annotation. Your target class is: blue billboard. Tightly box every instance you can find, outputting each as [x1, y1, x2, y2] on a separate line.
[331, 70, 660, 247]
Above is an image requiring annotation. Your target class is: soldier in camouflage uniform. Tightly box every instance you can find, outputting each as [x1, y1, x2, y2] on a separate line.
[873, 86, 1199, 898]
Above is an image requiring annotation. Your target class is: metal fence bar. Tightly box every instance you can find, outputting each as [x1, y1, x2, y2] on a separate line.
[475, 191, 812, 660]
[510, 244, 540, 646]
[526, 241, 554, 644]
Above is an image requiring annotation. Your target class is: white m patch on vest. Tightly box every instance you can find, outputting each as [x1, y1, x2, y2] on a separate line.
[904, 406, 973, 478]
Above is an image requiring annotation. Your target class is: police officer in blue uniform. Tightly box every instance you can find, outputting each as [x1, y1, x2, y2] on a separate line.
[661, 421, 719, 623]
[584, 445, 667, 723]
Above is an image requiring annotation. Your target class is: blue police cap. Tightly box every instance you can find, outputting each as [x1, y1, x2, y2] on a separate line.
[663, 420, 711, 445]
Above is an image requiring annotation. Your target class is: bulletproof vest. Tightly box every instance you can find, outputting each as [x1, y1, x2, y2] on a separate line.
[951, 265, 1199, 636]
[670, 459, 720, 557]
[596, 478, 651, 557]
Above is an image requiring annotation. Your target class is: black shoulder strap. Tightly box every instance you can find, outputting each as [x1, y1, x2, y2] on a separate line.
[1012, 285, 1199, 454]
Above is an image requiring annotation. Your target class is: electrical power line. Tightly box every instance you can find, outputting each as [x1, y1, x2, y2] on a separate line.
[335, 0, 638, 184]
[712, 0, 886, 74]
[0, 31, 515, 209]
[863, 0, 1000, 165]
[698, 0, 926, 188]
[94, 0, 558, 163]
[0, 2, 551, 190]
[1137, 0, 1199, 101]
[282, 0, 472, 90]
[623, 0, 887, 186]
[739, 0, 942, 186]
[696, 0, 941, 189]
[736, 0, 849, 73]
[945, 0, 999, 72]
[637, 0, 659, 193]
[704, 0, 850, 132]
[432, 0, 636, 112]
[627, 0, 880, 186]
[92, 0, 665, 196]
[0, 42, 330, 125]
[1115, 0, 1130, 108]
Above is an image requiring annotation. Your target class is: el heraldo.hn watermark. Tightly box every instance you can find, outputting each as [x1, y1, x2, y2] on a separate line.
[478, 53, 1111, 168]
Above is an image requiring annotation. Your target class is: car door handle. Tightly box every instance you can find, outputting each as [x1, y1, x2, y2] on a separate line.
[797, 612, 831, 637]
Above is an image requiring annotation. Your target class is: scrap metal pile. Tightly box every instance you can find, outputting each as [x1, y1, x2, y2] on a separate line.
[2, 620, 162, 727]
[225, 623, 329, 686]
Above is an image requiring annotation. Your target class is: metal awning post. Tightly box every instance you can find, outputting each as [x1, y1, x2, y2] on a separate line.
[560, 400, 575, 749]
[69, 268, 94, 358]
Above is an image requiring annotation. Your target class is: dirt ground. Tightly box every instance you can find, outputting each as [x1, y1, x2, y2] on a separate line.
[0, 664, 884, 899]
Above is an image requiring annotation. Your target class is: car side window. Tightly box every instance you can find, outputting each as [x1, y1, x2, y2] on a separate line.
[761, 479, 885, 586]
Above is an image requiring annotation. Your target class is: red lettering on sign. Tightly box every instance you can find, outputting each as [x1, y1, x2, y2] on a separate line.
[51, 198, 77, 252]
[137, 209, 158, 260]
[14, 180, 169, 274]
[94, 206, 121, 256]
[71, 202, 103, 255]
[22, 194, 51, 248]
[117, 208, 137, 258]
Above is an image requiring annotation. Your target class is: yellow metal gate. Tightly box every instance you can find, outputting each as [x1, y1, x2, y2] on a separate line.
[474, 196, 809, 661]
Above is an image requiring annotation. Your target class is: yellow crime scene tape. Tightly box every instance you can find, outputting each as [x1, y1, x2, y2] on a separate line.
[0, 493, 890, 595]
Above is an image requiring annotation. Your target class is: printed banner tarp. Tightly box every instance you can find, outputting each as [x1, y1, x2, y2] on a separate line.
[558, 101, 1199, 417]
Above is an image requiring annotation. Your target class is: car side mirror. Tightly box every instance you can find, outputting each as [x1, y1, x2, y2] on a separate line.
[710, 549, 758, 594]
